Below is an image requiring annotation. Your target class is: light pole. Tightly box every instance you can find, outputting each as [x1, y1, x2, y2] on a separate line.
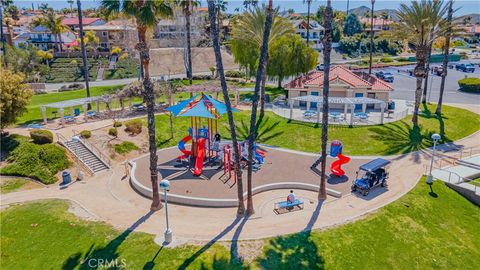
[159, 179, 172, 244]
[72, 136, 84, 180]
[427, 133, 441, 185]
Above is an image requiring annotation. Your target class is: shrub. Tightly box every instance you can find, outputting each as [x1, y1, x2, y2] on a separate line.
[30, 129, 53, 144]
[113, 121, 122, 127]
[192, 75, 213, 80]
[380, 57, 394, 63]
[397, 57, 409, 62]
[113, 141, 139, 154]
[79, 130, 91, 139]
[125, 119, 142, 135]
[452, 40, 466, 47]
[458, 77, 480, 93]
[108, 128, 118, 137]
[225, 70, 244, 78]
[0, 135, 71, 184]
[59, 83, 84, 92]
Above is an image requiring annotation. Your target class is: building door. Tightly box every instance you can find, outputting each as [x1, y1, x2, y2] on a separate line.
[311, 91, 319, 109]
[367, 93, 376, 109]
[355, 93, 363, 110]
[300, 91, 308, 107]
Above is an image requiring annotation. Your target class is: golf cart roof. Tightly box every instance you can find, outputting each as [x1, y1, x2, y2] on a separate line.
[359, 158, 391, 172]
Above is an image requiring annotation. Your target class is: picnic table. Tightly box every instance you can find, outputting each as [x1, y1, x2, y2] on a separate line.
[64, 115, 75, 123]
[354, 112, 369, 122]
[303, 110, 317, 119]
[329, 112, 344, 122]
[86, 111, 97, 118]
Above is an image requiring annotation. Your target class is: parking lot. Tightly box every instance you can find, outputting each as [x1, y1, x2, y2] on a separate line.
[358, 60, 480, 105]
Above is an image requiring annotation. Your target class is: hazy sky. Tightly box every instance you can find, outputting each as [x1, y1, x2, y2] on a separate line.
[12, 0, 480, 16]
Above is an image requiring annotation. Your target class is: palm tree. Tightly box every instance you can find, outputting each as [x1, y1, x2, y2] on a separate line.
[101, 0, 173, 211]
[368, 0, 375, 76]
[67, 0, 74, 16]
[319, 0, 333, 200]
[207, 0, 246, 217]
[346, 0, 350, 17]
[396, 0, 447, 127]
[32, 8, 69, 52]
[76, 0, 91, 103]
[380, 11, 389, 29]
[244, 0, 274, 215]
[436, 0, 454, 115]
[230, 6, 294, 123]
[177, 0, 199, 86]
[303, 0, 313, 44]
[214, 0, 227, 41]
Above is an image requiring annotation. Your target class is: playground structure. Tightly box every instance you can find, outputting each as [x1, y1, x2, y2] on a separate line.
[166, 93, 266, 187]
[311, 140, 351, 178]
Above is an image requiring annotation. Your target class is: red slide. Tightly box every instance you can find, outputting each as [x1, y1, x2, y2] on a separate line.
[193, 138, 206, 176]
[330, 153, 351, 177]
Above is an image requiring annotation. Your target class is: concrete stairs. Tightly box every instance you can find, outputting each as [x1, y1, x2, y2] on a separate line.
[63, 140, 109, 173]
[96, 67, 105, 81]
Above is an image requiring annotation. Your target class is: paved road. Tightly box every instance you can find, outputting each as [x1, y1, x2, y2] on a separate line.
[361, 60, 480, 105]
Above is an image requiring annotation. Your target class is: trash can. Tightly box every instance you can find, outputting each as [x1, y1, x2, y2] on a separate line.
[74, 108, 81, 116]
[388, 101, 395, 110]
[265, 94, 270, 103]
[62, 171, 71, 185]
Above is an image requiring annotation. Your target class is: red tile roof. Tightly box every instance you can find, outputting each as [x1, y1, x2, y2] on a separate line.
[62, 17, 102, 26]
[284, 66, 393, 91]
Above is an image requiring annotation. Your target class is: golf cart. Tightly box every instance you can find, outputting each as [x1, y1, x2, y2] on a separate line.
[351, 158, 390, 196]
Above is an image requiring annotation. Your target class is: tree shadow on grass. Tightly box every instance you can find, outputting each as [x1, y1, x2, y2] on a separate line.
[369, 121, 435, 162]
[177, 217, 243, 270]
[62, 211, 154, 270]
[256, 201, 326, 270]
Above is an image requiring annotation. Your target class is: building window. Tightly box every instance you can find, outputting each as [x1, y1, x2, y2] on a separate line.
[102, 31, 107, 37]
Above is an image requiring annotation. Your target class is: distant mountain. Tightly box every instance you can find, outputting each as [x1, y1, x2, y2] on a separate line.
[348, 6, 399, 21]
[455, 14, 480, 25]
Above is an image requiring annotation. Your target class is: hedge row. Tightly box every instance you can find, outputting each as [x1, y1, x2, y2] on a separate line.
[458, 77, 480, 93]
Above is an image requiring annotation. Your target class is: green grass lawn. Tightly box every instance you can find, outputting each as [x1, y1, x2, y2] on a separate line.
[1, 179, 478, 269]
[0, 177, 30, 193]
[155, 103, 479, 156]
[257, 178, 480, 269]
[469, 178, 480, 187]
[0, 200, 234, 269]
[17, 85, 124, 125]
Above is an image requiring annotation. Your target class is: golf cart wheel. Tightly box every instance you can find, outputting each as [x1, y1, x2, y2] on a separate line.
[362, 190, 369, 196]
[381, 181, 387, 187]
[351, 185, 357, 192]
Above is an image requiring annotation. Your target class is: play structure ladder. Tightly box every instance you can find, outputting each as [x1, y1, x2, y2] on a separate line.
[63, 139, 110, 174]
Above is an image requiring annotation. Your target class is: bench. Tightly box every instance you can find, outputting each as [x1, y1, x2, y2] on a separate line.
[274, 199, 304, 214]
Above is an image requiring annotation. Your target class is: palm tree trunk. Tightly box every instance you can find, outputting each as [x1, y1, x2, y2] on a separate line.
[245, 1, 274, 216]
[306, 1, 311, 44]
[319, 0, 333, 200]
[258, 54, 268, 127]
[77, 0, 91, 107]
[185, 1, 193, 86]
[58, 33, 64, 52]
[368, 0, 375, 76]
[207, 0, 245, 217]
[436, 0, 453, 116]
[412, 46, 427, 127]
[422, 41, 433, 104]
[0, 4, 6, 67]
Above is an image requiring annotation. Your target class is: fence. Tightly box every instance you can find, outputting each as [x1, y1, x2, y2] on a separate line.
[270, 103, 409, 126]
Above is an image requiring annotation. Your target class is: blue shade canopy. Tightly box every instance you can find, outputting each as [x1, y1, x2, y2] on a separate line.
[202, 94, 239, 116]
[179, 101, 215, 119]
[166, 95, 197, 116]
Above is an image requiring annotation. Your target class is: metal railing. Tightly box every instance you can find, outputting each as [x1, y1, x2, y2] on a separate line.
[270, 103, 409, 126]
[71, 130, 112, 168]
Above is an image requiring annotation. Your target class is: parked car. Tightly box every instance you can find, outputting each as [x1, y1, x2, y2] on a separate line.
[351, 158, 390, 196]
[433, 66, 444, 76]
[375, 71, 394, 82]
[455, 63, 475, 73]
[316, 64, 325, 71]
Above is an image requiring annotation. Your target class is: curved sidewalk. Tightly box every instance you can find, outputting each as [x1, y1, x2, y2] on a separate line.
[1, 131, 479, 242]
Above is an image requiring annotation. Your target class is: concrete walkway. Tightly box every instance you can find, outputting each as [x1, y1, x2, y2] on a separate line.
[2, 128, 479, 242]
